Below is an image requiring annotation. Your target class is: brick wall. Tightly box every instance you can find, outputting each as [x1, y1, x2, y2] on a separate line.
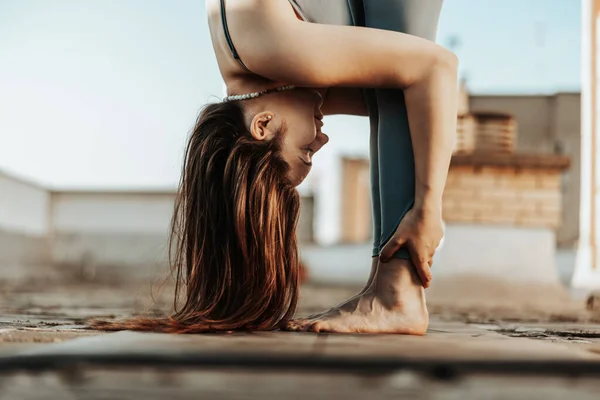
[443, 166, 562, 228]
[470, 93, 580, 247]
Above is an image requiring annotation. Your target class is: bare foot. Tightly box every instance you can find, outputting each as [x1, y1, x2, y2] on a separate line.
[306, 257, 379, 319]
[285, 258, 428, 335]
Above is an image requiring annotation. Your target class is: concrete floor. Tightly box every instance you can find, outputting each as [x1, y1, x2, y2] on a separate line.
[2, 279, 600, 399]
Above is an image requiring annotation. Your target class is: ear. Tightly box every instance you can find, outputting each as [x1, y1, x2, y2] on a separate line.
[250, 112, 276, 141]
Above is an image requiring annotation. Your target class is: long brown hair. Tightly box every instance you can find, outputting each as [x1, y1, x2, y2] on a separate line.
[91, 100, 301, 332]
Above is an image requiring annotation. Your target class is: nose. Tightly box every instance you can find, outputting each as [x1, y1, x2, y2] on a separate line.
[311, 131, 329, 156]
[318, 131, 329, 147]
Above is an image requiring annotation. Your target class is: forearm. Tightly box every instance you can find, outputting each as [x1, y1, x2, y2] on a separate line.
[321, 88, 369, 116]
[404, 57, 458, 213]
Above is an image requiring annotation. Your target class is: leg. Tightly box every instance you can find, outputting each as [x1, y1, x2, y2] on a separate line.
[303, 4, 378, 321]
[372, 0, 443, 256]
[305, 89, 381, 320]
[284, 0, 443, 334]
[367, 89, 383, 260]
[364, 88, 383, 287]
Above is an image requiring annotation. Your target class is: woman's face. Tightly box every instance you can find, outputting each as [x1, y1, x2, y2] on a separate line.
[247, 88, 330, 186]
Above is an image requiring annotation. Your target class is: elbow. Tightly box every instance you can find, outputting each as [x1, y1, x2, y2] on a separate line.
[432, 48, 458, 77]
[408, 47, 458, 87]
[442, 49, 459, 74]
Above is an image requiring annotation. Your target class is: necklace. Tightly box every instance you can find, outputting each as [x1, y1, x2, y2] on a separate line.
[223, 84, 296, 102]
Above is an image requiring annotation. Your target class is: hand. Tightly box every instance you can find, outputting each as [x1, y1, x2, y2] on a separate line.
[379, 206, 444, 288]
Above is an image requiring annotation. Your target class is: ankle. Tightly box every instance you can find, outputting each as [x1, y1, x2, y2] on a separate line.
[372, 259, 427, 311]
[374, 258, 422, 290]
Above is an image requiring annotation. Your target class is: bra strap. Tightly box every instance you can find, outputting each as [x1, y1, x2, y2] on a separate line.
[220, 0, 251, 71]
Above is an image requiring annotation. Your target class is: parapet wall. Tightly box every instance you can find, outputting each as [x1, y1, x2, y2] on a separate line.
[443, 153, 570, 228]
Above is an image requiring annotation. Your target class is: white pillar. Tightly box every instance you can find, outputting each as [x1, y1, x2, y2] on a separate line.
[572, 0, 600, 291]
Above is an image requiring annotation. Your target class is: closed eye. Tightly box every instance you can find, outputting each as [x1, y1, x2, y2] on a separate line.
[298, 156, 312, 166]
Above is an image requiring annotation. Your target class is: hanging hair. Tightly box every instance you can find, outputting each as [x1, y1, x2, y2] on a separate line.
[91, 100, 301, 332]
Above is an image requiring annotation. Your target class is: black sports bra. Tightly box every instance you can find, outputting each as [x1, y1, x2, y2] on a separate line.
[219, 0, 308, 72]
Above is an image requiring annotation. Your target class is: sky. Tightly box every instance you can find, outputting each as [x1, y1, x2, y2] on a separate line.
[0, 0, 582, 189]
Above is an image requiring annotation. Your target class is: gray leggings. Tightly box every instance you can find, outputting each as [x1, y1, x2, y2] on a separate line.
[361, 1, 444, 258]
[292, 0, 444, 258]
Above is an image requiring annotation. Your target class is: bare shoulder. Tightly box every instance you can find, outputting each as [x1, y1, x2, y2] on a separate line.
[205, 0, 287, 81]
[206, 0, 286, 23]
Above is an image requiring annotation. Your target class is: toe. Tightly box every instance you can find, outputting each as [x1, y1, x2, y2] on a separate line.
[306, 321, 330, 333]
[282, 320, 300, 331]
[285, 318, 312, 332]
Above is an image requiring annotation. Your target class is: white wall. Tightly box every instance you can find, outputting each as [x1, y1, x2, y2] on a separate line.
[51, 192, 175, 234]
[49, 191, 176, 273]
[303, 224, 561, 286]
[0, 171, 49, 236]
[433, 224, 559, 285]
[0, 170, 50, 275]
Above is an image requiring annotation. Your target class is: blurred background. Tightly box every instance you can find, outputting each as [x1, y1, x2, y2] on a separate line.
[0, 0, 588, 302]
[3, 1, 600, 398]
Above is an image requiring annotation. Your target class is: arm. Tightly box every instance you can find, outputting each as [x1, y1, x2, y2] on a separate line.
[406, 67, 457, 213]
[321, 88, 369, 116]
[229, 1, 457, 89]
[378, 69, 457, 283]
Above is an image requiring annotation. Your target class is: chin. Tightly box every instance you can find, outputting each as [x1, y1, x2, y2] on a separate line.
[291, 170, 310, 187]
[292, 176, 306, 187]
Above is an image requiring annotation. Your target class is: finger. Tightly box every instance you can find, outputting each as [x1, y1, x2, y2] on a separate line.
[419, 261, 432, 288]
[411, 256, 430, 287]
[408, 246, 432, 288]
[426, 259, 433, 284]
[379, 235, 407, 263]
[428, 248, 436, 268]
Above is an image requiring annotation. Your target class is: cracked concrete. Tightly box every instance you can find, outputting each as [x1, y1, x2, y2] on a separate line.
[2, 278, 600, 399]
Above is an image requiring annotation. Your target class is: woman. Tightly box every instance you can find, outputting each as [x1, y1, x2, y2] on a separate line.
[95, 0, 456, 335]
